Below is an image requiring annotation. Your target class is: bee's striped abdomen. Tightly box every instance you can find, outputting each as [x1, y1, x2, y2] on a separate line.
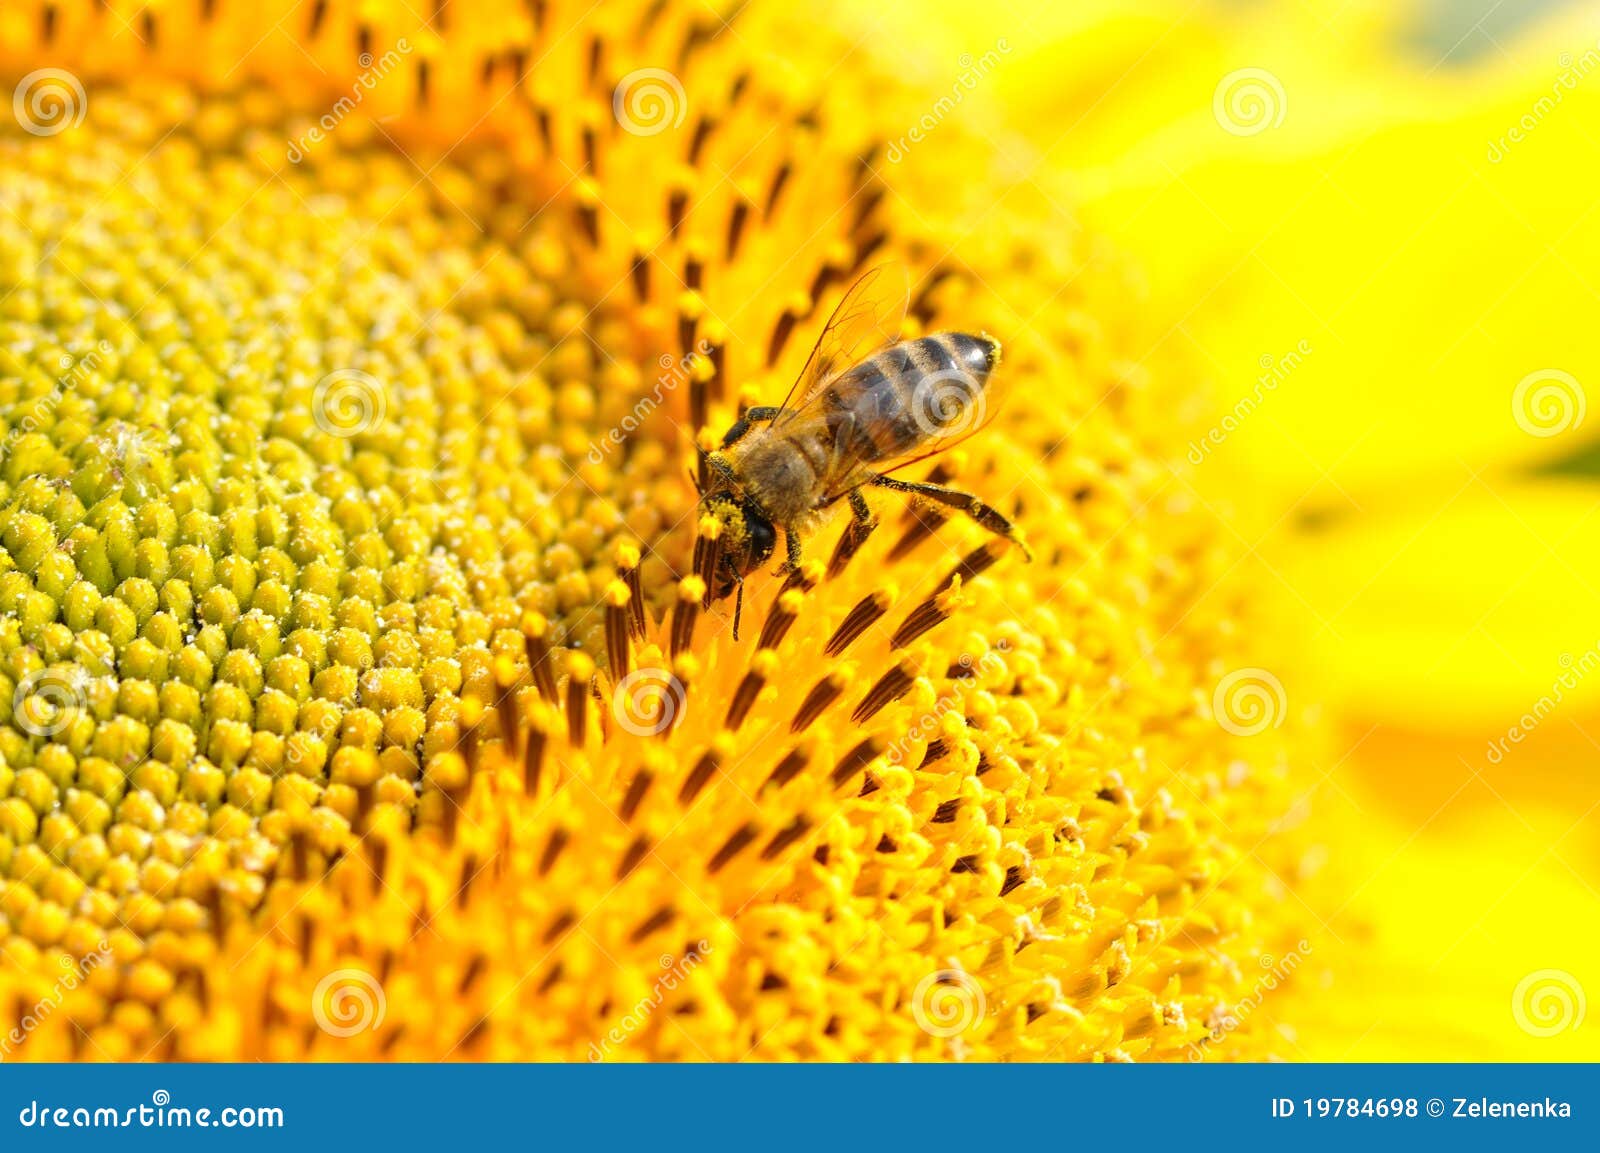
[823, 332, 999, 464]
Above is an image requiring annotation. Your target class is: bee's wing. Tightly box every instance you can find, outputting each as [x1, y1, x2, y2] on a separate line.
[818, 341, 1013, 502]
[772, 263, 910, 422]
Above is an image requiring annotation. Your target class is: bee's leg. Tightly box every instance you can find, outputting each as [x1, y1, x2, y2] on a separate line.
[719, 407, 785, 449]
[827, 487, 879, 576]
[779, 526, 805, 573]
[847, 488, 877, 531]
[868, 476, 1032, 560]
[704, 451, 740, 489]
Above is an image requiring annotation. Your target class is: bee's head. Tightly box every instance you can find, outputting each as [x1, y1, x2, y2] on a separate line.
[699, 492, 777, 599]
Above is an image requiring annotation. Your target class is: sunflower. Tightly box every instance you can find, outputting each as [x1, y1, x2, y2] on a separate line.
[0, 0, 1320, 1061]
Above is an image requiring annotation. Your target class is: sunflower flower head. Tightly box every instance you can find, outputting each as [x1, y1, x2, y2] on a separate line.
[0, 0, 1318, 1061]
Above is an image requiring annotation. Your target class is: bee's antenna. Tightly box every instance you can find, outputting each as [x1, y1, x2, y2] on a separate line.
[732, 576, 745, 641]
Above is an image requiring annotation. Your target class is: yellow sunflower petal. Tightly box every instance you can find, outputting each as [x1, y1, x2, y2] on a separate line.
[1277, 481, 1600, 730]
[973, 0, 1600, 502]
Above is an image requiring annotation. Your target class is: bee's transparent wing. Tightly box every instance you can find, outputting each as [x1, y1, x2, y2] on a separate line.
[819, 348, 1014, 503]
[772, 263, 910, 423]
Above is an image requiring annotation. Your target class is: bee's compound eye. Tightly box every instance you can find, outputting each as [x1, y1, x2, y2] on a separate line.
[745, 513, 776, 566]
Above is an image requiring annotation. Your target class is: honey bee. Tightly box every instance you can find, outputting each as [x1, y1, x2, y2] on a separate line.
[699, 264, 1030, 634]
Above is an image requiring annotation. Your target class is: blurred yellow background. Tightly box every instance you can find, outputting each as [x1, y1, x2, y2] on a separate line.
[830, 0, 1600, 1058]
